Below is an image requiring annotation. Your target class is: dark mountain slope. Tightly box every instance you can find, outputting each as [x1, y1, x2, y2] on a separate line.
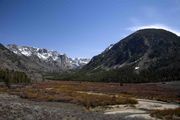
[62, 29, 180, 82]
[84, 29, 180, 71]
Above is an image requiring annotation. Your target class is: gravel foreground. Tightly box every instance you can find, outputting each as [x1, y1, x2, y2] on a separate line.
[1, 93, 179, 120]
[0, 93, 151, 120]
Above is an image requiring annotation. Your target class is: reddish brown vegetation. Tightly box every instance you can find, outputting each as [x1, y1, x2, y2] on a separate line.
[151, 107, 180, 120]
[34, 81, 179, 103]
[1, 81, 179, 108]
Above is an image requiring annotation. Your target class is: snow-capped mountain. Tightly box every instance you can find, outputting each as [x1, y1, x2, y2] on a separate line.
[69, 58, 90, 68]
[6, 44, 90, 70]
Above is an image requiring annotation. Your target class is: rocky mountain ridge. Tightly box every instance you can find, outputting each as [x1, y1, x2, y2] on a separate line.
[0, 43, 90, 81]
[6, 44, 90, 70]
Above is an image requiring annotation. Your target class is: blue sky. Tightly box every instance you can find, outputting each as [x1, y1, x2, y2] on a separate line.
[0, 0, 180, 58]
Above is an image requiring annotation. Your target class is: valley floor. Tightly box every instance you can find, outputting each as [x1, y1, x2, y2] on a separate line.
[0, 93, 117, 120]
[0, 81, 179, 120]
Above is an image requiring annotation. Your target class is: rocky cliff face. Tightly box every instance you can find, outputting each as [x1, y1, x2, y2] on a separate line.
[6, 44, 90, 71]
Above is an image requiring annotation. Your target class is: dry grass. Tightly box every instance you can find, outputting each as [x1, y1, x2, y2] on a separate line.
[0, 86, 8, 93]
[71, 93, 137, 108]
[150, 107, 180, 120]
[0, 85, 9, 94]
[17, 88, 138, 108]
[8, 81, 138, 108]
[1, 81, 179, 108]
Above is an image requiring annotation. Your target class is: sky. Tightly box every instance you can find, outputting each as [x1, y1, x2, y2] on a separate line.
[0, 0, 180, 58]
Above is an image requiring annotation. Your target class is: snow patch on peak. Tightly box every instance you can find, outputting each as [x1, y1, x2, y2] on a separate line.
[103, 44, 114, 53]
[135, 67, 140, 70]
[37, 53, 49, 60]
[21, 50, 32, 56]
[69, 58, 91, 67]
[108, 44, 114, 50]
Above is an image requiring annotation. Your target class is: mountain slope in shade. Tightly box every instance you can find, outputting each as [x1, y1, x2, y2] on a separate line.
[84, 29, 180, 71]
[80, 29, 180, 82]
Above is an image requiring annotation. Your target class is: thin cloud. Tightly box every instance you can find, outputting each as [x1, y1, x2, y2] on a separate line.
[127, 24, 180, 36]
[142, 6, 159, 19]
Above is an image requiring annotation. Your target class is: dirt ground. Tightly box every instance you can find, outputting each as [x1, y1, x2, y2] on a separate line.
[0, 81, 179, 120]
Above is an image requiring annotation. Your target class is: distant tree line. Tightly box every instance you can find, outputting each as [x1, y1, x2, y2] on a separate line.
[0, 69, 31, 87]
[45, 67, 180, 83]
